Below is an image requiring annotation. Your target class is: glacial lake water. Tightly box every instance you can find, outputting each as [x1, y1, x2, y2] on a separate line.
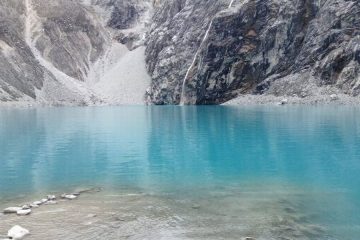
[0, 106, 360, 239]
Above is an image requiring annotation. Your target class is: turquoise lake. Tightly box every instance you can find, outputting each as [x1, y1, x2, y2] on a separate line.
[1, 106, 360, 239]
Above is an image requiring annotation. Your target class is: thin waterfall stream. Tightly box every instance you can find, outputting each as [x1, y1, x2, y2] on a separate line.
[179, 0, 236, 105]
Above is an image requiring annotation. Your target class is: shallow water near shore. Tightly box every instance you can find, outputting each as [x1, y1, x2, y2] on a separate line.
[1, 106, 360, 239]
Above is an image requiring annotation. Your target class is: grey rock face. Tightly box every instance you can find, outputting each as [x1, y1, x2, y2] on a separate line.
[107, 0, 142, 30]
[32, 0, 107, 81]
[0, 0, 106, 103]
[0, 0, 44, 101]
[0, 0, 359, 105]
[145, 0, 229, 104]
[93, 0, 155, 50]
[0, 0, 153, 105]
[146, 0, 360, 104]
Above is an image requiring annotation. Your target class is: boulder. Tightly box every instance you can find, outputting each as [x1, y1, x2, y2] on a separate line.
[21, 205, 31, 210]
[330, 94, 338, 101]
[16, 209, 31, 216]
[278, 99, 288, 105]
[3, 207, 22, 214]
[7, 225, 29, 239]
[45, 200, 57, 205]
[32, 201, 42, 206]
[47, 195, 56, 200]
[64, 194, 77, 200]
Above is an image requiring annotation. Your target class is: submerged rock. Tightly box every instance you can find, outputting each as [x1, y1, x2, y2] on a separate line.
[191, 204, 201, 210]
[7, 225, 29, 239]
[45, 200, 57, 205]
[3, 207, 22, 214]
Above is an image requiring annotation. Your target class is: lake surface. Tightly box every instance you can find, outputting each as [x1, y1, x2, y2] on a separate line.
[0, 106, 360, 239]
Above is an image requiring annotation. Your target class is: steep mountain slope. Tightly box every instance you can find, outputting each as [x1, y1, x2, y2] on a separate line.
[146, 0, 359, 104]
[0, 0, 359, 105]
[0, 0, 153, 105]
[0, 0, 45, 102]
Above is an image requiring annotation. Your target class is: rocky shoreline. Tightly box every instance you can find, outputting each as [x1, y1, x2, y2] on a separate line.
[223, 93, 360, 106]
[1, 92, 360, 108]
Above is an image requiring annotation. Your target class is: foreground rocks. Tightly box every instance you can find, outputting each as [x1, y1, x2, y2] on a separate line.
[7, 225, 29, 240]
[3, 192, 78, 216]
[0, 188, 102, 239]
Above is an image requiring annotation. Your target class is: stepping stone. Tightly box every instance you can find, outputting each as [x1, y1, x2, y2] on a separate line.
[21, 205, 31, 210]
[64, 194, 77, 200]
[45, 200, 57, 205]
[17, 209, 31, 216]
[33, 201, 42, 206]
[61, 194, 77, 200]
[47, 195, 56, 200]
[3, 207, 22, 214]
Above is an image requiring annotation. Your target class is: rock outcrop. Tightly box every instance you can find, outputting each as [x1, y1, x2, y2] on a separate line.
[145, 0, 359, 104]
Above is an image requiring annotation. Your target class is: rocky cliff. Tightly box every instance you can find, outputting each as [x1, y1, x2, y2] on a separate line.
[0, 0, 359, 105]
[0, 0, 153, 105]
[146, 0, 359, 104]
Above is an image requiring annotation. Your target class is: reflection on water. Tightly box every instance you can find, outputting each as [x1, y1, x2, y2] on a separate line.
[0, 106, 360, 239]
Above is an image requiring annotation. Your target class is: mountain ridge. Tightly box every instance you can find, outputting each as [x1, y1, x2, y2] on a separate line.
[0, 0, 359, 105]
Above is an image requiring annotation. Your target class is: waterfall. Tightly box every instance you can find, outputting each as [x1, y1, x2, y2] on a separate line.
[179, 0, 236, 105]
[228, 0, 236, 8]
[179, 20, 213, 105]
